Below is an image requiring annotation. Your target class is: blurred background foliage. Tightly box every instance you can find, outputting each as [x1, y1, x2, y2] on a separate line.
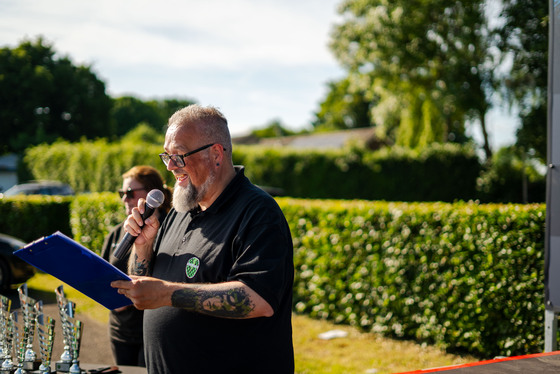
[0, 0, 549, 204]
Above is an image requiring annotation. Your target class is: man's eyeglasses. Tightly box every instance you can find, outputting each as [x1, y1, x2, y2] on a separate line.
[159, 143, 226, 168]
[118, 187, 146, 199]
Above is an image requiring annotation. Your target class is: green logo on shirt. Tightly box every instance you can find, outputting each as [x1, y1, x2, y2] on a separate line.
[186, 257, 200, 279]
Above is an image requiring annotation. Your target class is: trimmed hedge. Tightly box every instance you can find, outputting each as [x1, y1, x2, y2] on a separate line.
[23, 140, 481, 202]
[235, 143, 482, 201]
[24, 140, 174, 193]
[0, 195, 547, 358]
[70, 192, 126, 251]
[279, 199, 545, 358]
[0, 195, 72, 242]
[0, 193, 124, 252]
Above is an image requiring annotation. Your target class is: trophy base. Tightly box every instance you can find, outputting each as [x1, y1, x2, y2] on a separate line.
[23, 359, 42, 371]
[56, 360, 75, 372]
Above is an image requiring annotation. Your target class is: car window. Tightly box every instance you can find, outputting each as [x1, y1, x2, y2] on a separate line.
[0, 241, 14, 252]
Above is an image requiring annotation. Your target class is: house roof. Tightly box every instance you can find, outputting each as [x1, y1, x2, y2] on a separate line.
[233, 127, 381, 149]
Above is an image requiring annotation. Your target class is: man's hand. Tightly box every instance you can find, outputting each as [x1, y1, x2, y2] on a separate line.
[123, 198, 160, 249]
[111, 275, 174, 310]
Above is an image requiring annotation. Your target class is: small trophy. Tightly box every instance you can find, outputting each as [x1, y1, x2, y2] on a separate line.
[0, 295, 12, 369]
[68, 320, 83, 374]
[0, 305, 14, 374]
[9, 311, 25, 374]
[36, 301, 55, 374]
[55, 286, 83, 373]
[18, 284, 41, 371]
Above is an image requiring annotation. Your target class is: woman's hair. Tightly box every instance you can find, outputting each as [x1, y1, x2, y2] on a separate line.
[122, 165, 172, 213]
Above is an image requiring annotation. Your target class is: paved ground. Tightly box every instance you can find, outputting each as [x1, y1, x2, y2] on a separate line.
[4, 287, 115, 368]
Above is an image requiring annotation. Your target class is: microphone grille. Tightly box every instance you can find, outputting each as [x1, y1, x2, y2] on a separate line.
[146, 189, 165, 208]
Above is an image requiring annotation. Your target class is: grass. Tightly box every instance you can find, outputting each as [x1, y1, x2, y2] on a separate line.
[26, 272, 111, 323]
[25, 273, 477, 374]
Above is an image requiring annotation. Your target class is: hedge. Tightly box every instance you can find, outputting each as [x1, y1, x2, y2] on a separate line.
[0, 195, 72, 242]
[70, 192, 126, 251]
[23, 140, 174, 193]
[0, 195, 547, 358]
[23, 140, 481, 202]
[279, 199, 545, 358]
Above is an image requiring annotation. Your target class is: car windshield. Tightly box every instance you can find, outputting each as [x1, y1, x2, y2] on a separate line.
[2, 182, 74, 197]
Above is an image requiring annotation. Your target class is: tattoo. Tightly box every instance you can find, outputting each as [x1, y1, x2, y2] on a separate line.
[131, 253, 150, 276]
[171, 286, 255, 318]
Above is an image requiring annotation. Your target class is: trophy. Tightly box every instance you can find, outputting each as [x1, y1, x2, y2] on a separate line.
[0, 299, 14, 374]
[55, 286, 83, 373]
[0, 295, 12, 368]
[8, 310, 25, 374]
[36, 301, 55, 374]
[18, 284, 41, 371]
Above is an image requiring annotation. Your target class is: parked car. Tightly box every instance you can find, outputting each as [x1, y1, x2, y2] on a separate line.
[0, 180, 74, 198]
[0, 233, 36, 289]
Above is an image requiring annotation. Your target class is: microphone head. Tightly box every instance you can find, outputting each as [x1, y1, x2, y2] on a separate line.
[146, 189, 165, 209]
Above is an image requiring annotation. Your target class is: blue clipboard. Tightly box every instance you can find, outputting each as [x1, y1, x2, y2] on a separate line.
[14, 231, 132, 310]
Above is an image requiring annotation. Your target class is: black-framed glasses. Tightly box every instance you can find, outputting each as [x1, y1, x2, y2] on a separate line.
[159, 143, 226, 168]
[118, 187, 146, 199]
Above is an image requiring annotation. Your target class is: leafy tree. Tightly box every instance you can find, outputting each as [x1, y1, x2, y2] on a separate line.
[327, 0, 494, 157]
[477, 145, 546, 203]
[497, 0, 548, 162]
[0, 37, 113, 153]
[111, 96, 196, 136]
[121, 123, 165, 145]
[312, 77, 373, 131]
[250, 119, 302, 138]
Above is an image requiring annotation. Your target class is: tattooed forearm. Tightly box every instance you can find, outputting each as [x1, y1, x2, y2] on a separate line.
[171, 285, 256, 318]
[129, 253, 150, 276]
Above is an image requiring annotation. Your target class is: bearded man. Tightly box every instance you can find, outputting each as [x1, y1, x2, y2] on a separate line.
[112, 104, 294, 374]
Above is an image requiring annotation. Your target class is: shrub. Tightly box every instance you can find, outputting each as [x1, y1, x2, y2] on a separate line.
[279, 198, 545, 358]
[0, 195, 72, 242]
[70, 192, 125, 252]
[23, 140, 481, 202]
[0, 194, 546, 358]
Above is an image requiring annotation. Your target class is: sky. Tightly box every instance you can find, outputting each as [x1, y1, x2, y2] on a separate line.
[0, 0, 517, 148]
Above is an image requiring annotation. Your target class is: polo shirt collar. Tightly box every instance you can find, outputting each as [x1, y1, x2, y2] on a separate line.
[190, 165, 246, 215]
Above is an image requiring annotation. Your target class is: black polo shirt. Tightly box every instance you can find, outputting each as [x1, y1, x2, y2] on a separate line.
[143, 167, 294, 374]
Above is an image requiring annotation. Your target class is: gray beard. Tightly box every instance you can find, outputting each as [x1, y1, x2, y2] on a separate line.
[172, 173, 215, 213]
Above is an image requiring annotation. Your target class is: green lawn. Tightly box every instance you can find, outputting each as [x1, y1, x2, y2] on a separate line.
[26, 273, 476, 374]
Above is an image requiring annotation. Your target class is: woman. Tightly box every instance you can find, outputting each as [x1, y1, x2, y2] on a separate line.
[100, 165, 172, 367]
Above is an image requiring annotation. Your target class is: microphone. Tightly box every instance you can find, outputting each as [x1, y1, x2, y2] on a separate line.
[112, 189, 165, 260]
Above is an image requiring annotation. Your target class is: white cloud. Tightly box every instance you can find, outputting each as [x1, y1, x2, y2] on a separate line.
[0, 0, 344, 134]
[1, 0, 340, 69]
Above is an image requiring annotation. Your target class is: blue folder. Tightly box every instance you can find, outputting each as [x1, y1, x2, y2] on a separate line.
[14, 231, 132, 310]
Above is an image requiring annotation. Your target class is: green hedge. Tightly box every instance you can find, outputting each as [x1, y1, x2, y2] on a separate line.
[24, 139, 174, 193]
[0, 196, 72, 242]
[0, 193, 124, 252]
[23, 140, 481, 202]
[279, 199, 545, 358]
[70, 192, 126, 251]
[0, 195, 547, 358]
[233, 143, 482, 201]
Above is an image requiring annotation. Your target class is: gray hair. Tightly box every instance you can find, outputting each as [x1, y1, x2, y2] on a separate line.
[168, 104, 232, 153]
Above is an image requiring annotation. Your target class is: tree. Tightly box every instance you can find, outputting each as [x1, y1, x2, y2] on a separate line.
[0, 37, 113, 153]
[327, 0, 495, 157]
[498, 0, 548, 162]
[312, 77, 373, 131]
[250, 119, 300, 138]
[111, 96, 196, 136]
